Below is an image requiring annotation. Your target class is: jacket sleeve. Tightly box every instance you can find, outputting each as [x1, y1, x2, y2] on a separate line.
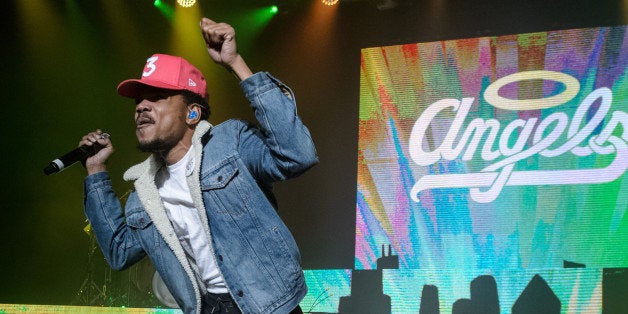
[239, 72, 319, 181]
[83, 171, 146, 270]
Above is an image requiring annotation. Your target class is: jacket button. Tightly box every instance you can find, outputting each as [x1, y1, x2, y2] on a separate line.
[237, 290, 243, 297]
[218, 255, 223, 261]
[217, 175, 223, 181]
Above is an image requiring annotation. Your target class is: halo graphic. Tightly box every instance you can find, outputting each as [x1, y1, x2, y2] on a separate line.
[484, 70, 580, 110]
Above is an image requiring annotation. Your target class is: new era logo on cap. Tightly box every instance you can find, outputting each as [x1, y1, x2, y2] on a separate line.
[117, 54, 207, 99]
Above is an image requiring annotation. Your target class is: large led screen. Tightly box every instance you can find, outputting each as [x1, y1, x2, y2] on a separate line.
[343, 25, 628, 313]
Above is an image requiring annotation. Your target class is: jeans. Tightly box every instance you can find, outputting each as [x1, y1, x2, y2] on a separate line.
[203, 292, 240, 314]
[202, 292, 304, 314]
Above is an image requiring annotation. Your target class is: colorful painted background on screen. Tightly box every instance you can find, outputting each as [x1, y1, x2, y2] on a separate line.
[313, 25, 628, 313]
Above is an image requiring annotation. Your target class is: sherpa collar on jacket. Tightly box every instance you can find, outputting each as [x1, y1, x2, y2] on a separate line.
[121, 120, 213, 314]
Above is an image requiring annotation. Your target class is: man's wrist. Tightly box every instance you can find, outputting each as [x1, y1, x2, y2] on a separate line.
[227, 55, 253, 81]
[87, 164, 107, 175]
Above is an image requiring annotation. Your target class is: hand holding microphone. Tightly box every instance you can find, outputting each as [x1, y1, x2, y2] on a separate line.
[44, 130, 114, 175]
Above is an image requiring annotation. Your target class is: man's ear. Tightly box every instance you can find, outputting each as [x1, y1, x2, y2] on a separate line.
[186, 104, 201, 125]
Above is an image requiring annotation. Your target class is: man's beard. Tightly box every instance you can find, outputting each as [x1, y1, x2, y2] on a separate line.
[137, 137, 177, 153]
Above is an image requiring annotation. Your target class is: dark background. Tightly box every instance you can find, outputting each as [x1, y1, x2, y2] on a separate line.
[0, 0, 625, 306]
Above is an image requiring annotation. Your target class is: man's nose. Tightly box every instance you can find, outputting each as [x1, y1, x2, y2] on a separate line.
[136, 100, 151, 113]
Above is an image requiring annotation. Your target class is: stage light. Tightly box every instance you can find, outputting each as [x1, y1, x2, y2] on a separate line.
[154, 0, 174, 20]
[252, 5, 279, 23]
[322, 0, 339, 6]
[177, 0, 196, 7]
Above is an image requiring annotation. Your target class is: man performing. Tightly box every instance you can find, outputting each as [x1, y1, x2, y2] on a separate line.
[79, 17, 318, 314]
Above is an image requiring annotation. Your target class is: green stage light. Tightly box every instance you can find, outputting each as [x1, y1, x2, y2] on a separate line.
[224, 5, 279, 53]
[154, 0, 174, 20]
[248, 5, 278, 25]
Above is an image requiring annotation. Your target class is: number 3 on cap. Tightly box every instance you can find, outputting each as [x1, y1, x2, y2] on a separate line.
[143, 56, 158, 77]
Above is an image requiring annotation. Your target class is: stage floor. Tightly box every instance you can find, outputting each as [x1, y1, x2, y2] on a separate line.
[0, 304, 181, 313]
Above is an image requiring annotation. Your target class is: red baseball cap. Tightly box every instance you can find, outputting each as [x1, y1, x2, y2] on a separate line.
[117, 54, 207, 99]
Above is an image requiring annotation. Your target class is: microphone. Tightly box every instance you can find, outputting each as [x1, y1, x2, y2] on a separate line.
[44, 133, 110, 175]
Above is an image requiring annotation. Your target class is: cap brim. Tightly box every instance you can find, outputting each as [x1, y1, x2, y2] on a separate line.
[117, 79, 186, 99]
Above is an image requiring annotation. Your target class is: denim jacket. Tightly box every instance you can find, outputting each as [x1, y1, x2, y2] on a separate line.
[84, 72, 318, 314]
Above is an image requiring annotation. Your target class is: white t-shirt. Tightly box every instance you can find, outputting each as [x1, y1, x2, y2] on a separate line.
[155, 148, 228, 294]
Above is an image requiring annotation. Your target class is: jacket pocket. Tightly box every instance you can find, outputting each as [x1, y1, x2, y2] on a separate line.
[201, 159, 239, 190]
[200, 157, 248, 216]
[125, 207, 160, 250]
[126, 207, 153, 229]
